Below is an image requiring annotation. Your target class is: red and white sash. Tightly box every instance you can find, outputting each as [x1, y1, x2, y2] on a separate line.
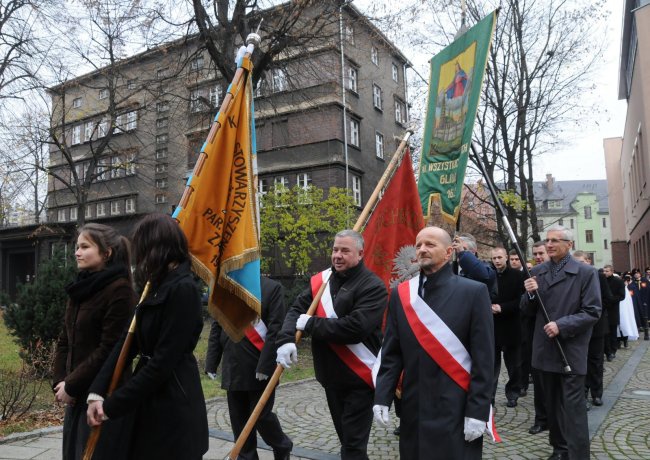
[397, 275, 501, 442]
[311, 269, 377, 388]
[245, 319, 267, 352]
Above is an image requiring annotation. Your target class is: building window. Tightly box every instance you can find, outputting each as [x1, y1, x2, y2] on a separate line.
[395, 98, 406, 125]
[558, 218, 564, 226]
[352, 175, 362, 206]
[371, 46, 378, 65]
[349, 119, 359, 147]
[604, 239, 608, 249]
[190, 88, 203, 112]
[584, 206, 592, 219]
[57, 209, 66, 222]
[156, 178, 167, 188]
[156, 134, 168, 145]
[274, 177, 289, 200]
[124, 152, 136, 176]
[375, 132, 384, 159]
[69, 207, 77, 221]
[72, 125, 81, 145]
[110, 201, 121, 215]
[570, 218, 574, 229]
[345, 24, 354, 44]
[602, 217, 607, 228]
[209, 85, 222, 108]
[155, 148, 167, 159]
[85, 206, 92, 219]
[96, 202, 106, 217]
[392, 63, 399, 82]
[156, 118, 168, 129]
[125, 198, 136, 213]
[190, 55, 204, 71]
[84, 122, 93, 142]
[586, 229, 594, 243]
[127, 79, 137, 90]
[75, 162, 87, 182]
[372, 84, 383, 110]
[156, 163, 168, 173]
[272, 68, 287, 92]
[537, 219, 544, 229]
[347, 66, 358, 93]
[155, 194, 167, 204]
[297, 173, 311, 190]
[126, 111, 137, 130]
[99, 88, 109, 100]
[111, 156, 124, 179]
[156, 101, 169, 113]
[96, 159, 108, 182]
[156, 68, 169, 79]
[99, 118, 108, 137]
[258, 178, 268, 196]
[73, 97, 82, 108]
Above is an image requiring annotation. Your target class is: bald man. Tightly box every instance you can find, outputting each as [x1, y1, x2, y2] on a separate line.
[373, 227, 494, 459]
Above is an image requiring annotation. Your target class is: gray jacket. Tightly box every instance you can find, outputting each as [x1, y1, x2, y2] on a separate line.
[521, 257, 601, 375]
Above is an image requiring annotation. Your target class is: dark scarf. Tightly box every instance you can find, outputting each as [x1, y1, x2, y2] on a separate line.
[65, 264, 130, 303]
[550, 253, 572, 278]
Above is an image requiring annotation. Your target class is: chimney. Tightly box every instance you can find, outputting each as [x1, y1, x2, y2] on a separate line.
[546, 174, 554, 192]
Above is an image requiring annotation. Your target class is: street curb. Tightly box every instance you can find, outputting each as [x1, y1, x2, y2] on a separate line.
[0, 425, 63, 444]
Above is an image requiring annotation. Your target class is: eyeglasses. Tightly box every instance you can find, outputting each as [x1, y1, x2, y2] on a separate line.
[543, 238, 571, 244]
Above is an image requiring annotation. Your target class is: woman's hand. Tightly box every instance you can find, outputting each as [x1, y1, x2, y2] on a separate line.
[54, 381, 75, 405]
[87, 400, 106, 427]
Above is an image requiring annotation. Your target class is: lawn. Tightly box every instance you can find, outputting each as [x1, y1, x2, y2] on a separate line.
[1, 315, 315, 437]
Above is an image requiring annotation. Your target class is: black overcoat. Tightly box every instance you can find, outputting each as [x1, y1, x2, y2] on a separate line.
[492, 267, 525, 347]
[89, 261, 209, 460]
[604, 275, 626, 326]
[375, 264, 494, 460]
[220, 277, 286, 390]
[521, 258, 601, 375]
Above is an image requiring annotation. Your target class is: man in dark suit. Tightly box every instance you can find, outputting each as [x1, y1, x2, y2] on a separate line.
[602, 265, 626, 360]
[522, 225, 601, 460]
[629, 268, 650, 340]
[490, 247, 525, 407]
[218, 276, 293, 460]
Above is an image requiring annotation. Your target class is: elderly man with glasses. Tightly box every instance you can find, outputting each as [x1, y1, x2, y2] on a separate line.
[521, 225, 601, 460]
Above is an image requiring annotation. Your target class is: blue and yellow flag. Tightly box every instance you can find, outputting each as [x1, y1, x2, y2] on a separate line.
[418, 11, 497, 223]
[174, 49, 261, 341]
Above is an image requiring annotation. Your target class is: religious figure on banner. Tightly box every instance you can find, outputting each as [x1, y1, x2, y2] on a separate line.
[432, 44, 476, 154]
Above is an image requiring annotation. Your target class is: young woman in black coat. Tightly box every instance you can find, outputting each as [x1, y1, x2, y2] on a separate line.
[86, 214, 209, 459]
[53, 223, 136, 459]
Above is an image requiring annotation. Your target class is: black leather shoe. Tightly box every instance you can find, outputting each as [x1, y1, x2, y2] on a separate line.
[393, 426, 400, 436]
[528, 424, 547, 434]
[506, 399, 517, 407]
[592, 397, 603, 406]
[547, 453, 569, 460]
[274, 441, 293, 460]
[606, 354, 614, 362]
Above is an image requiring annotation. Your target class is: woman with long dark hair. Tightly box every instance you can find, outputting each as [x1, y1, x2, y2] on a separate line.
[53, 223, 136, 459]
[86, 214, 209, 459]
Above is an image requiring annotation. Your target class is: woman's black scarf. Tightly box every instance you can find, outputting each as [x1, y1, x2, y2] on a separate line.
[65, 264, 130, 303]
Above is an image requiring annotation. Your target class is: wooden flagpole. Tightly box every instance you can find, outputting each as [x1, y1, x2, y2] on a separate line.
[226, 128, 413, 459]
[82, 282, 151, 460]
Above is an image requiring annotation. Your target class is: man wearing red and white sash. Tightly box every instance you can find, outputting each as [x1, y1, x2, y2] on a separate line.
[217, 276, 293, 460]
[373, 227, 494, 459]
[276, 230, 387, 460]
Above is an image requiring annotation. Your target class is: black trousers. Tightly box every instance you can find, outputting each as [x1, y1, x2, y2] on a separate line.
[227, 389, 292, 460]
[586, 335, 605, 399]
[324, 387, 374, 460]
[604, 323, 619, 356]
[532, 369, 547, 426]
[520, 316, 535, 391]
[539, 372, 590, 459]
[205, 319, 223, 373]
[493, 343, 521, 401]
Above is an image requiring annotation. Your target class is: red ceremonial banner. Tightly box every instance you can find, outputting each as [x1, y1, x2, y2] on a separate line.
[363, 150, 425, 290]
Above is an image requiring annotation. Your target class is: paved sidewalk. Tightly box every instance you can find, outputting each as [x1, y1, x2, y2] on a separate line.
[1, 339, 649, 459]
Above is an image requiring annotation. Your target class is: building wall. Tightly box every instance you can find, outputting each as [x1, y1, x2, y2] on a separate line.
[571, 193, 611, 267]
[620, 4, 650, 270]
[604, 136, 631, 271]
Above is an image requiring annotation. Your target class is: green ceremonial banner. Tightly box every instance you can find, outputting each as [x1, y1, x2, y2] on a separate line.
[418, 11, 497, 223]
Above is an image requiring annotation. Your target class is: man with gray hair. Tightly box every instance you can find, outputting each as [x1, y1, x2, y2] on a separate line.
[522, 225, 601, 460]
[276, 229, 387, 460]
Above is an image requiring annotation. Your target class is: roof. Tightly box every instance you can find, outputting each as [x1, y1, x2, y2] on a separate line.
[533, 179, 609, 215]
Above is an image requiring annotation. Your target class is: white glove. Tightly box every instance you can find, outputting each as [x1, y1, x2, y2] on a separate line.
[296, 314, 311, 331]
[255, 372, 268, 381]
[276, 343, 298, 368]
[464, 417, 486, 442]
[373, 404, 390, 428]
